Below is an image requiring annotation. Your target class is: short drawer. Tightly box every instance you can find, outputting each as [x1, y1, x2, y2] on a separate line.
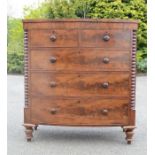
[30, 29, 78, 47]
[31, 97, 129, 126]
[30, 48, 130, 71]
[30, 72, 130, 97]
[79, 30, 131, 49]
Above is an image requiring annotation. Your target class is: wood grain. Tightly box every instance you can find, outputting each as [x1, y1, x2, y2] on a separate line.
[30, 72, 130, 97]
[30, 48, 130, 71]
[31, 97, 129, 126]
[23, 19, 138, 143]
[30, 29, 78, 47]
[79, 30, 131, 49]
[23, 19, 138, 30]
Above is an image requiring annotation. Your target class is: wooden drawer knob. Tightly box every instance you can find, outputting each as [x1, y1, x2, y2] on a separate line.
[50, 108, 57, 114]
[101, 109, 108, 115]
[103, 34, 110, 41]
[50, 56, 57, 63]
[50, 81, 57, 87]
[50, 32, 57, 41]
[102, 82, 109, 88]
[103, 57, 110, 64]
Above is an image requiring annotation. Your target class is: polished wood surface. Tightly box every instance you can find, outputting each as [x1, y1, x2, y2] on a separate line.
[23, 19, 138, 143]
[30, 72, 130, 97]
[30, 48, 130, 71]
[79, 30, 131, 48]
[23, 19, 138, 30]
[31, 97, 129, 125]
[30, 29, 78, 47]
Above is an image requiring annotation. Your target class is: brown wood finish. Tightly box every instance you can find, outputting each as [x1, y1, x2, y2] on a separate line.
[30, 48, 130, 71]
[79, 30, 131, 49]
[23, 19, 138, 30]
[31, 97, 129, 125]
[23, 19, 138, 143]
[30, 29, 78, 47]
[30, 72, 130, 97]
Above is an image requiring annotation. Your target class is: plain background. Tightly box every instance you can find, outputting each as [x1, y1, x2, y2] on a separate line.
[0, 0, 153, 154]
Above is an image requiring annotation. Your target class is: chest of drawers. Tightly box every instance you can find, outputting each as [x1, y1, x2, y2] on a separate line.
[23, 19, 138, 144]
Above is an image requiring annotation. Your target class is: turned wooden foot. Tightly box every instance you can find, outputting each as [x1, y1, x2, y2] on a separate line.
[123, 126, 136, 144]
[34, 125, 38, 130]
[23, 124, 35, 141]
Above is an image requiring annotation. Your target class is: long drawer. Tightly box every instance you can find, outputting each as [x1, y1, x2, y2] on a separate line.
[31, 97, 129, 125]
[30, 72, 130, 97]
[30, 48, 130, 71]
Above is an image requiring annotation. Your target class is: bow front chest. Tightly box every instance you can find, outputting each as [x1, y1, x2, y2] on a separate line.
[23, 19, 138, 144]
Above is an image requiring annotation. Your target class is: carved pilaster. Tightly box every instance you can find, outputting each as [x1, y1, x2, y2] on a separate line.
[131, 30, 137, 110]
[24, 30, 29, 107]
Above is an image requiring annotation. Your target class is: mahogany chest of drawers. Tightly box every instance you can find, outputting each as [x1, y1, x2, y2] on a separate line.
[23, 19, 138, 144]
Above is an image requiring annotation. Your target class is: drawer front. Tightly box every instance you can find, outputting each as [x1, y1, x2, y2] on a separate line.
[31, 97, 129, 125]
[30, 48, 130, 71]
[30, 72, 130, 97]
[79, 30, 131, 49]
[30, 30, 78, 47]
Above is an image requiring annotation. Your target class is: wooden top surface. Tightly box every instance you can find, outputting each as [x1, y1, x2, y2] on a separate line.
[23, 18, 139, 23]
